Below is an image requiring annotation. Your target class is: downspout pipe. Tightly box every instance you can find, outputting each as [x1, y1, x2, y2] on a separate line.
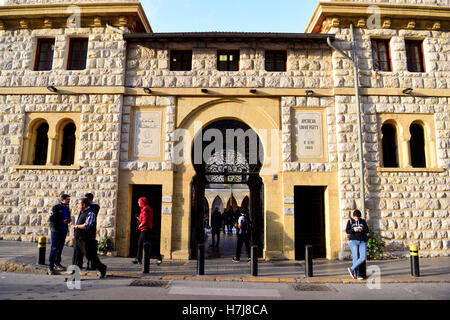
[327, 23, 366, 219]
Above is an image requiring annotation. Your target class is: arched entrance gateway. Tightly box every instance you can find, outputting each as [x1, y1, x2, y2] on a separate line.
[190, 119, 264, 259]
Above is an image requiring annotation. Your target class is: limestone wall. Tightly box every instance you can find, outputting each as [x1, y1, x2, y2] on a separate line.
[125, 41, 333, 89]
[0, 27, 126, 87]
[0, 93, 123, 244]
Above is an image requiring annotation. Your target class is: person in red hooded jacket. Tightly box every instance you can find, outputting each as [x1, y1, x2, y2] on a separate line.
[133, 197, 162, 265]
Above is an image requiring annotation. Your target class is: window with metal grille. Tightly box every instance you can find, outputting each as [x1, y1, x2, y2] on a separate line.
[34, 39, 55, 71]
[170, 50, 192, 71]
[265, 50, 287, 72]
[405, 40, 425, 73]
[217, 50, 239, 71]
[67, 38, 88, 70]
[371, 39, 392, 72]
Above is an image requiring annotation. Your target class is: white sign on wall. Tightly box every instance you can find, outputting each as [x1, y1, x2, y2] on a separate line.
[295, 111, 323, 159]
[134, 110, 162, 158]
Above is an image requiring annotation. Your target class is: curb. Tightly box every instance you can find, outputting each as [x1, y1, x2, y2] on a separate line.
[2, 261, 449, 284]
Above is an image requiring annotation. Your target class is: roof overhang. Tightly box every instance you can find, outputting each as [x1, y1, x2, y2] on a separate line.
[0, 1, 152, 32]
[306, 1, 450, 33]
[124, 32, 334, 43]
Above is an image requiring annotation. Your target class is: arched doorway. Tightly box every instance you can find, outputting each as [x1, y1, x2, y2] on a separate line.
[190, 119, 265, 258]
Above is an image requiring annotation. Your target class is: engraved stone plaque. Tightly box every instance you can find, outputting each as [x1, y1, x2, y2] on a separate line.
[295, 111, 323, 159]
[134, 110, 162, 158]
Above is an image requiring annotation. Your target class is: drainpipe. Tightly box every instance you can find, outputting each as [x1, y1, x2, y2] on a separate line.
[327, 23, 366, 219]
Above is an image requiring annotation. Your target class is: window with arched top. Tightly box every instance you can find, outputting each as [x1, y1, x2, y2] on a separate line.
[59, 122, 77, 166]
[410, 123, 426, 168]
[381, 123, 399, 168]
[33, 122, 49, 165]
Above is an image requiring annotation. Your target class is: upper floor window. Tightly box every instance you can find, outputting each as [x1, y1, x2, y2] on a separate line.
[33, 122, 49, 165]
[405, 40, 425, 73]
[170, 50, 192, 71]
[34, 38, 55, 71]
[265, 50, 287, 72]
[217, 50, 239, 71]
[67, 38, 88, 70]
[381, 123, 398, 168]
[371, 39, 392, 72]
[410, 123, 426, 168]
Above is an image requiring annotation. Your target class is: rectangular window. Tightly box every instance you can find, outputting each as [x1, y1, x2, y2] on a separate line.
[170, 50, 192, 71]
[405, 40, 425, 73]
[34, 38, 55, 71]
[265, 50, 287, 72]
[67, 38, 88, 70]
[217, 50, 239, 71]
[371, 39, 392, 72]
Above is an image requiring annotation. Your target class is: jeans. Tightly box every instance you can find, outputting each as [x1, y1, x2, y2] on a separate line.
[49, 230, 67, 269]
[137, 229, 162, 262]
[349, 240, 367, 276]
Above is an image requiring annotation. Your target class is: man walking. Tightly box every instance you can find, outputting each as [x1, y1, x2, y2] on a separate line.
[72, 198, 107, 278]
[232, 210, 252, 263]
[133, 197, 163, 265]
[48, 194, 71, 275]
[210, 208, 222, 248]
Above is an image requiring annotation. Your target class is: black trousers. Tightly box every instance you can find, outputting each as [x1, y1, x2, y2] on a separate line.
[211, 229, 220, 247]
[235, 234, 251, 259]
[136, 229, 162, 262]
[72, 238, 106, 272]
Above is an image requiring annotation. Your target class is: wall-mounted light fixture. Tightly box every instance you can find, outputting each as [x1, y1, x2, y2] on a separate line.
[143, 87, 152, 94]
[46, 86, 57, 93]
[305, 90, 314, 96]
[402, 88, 413, 95]
[250, 89, 257, 94]
[201, 88, 208, 94]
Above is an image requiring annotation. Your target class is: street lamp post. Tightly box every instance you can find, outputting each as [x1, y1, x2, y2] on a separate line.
[327, 23, 366, 218]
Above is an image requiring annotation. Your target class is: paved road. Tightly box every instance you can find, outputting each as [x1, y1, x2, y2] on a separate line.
[1, 272, 449, 300]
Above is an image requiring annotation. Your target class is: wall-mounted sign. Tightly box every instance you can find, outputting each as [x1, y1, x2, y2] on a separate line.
[295, 111, 323, 159]
[134, 110, 162, 157]
[162, 206, 172, 215]
[284, 207, 295, 216]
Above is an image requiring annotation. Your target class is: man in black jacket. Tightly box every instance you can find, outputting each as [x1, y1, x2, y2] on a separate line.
[48, 194, 71, 275]
[84, 193, 100, 270]
[71, 198, 107, 278]
[345, 209, 369, 280]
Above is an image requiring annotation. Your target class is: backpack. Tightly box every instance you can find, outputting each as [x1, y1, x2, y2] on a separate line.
[239, 215, 251, 235]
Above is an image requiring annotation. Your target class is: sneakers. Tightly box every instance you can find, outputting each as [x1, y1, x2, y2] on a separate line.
[54, 263, 66, 271]
[247, 258, 251, 262]
[156, 259, 162, 266]
[348, 267, 355, 279]
[232, 257, 240, 263]
[357, 275, 365, 280]
[132, 259, 142, 265]
[47, 268, 55, 275]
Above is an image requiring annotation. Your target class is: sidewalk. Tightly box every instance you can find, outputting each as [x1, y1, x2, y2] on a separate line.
[1, 240, 449, 283]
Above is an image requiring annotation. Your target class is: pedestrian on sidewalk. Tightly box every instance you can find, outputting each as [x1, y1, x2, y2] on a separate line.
[346, 209, 369, 280]
[133, 197, 163, 266]
[71, 198, 107, 279]
[48, 194, 71, 275]
[232, 210, 251, 263]
[83, 193, 100, 270]
[210, 208, 222, 248]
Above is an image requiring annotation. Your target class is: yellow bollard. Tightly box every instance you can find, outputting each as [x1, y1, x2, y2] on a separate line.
[410, 244, 420, 277]
[38, 236, 46, 265]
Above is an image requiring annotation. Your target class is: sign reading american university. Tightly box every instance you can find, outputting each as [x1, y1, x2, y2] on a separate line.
[295, 111, 323, 159]
[134, 110, 162, 157]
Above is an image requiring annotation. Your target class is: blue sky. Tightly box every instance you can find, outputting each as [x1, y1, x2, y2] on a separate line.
[140, 0, 320, 33]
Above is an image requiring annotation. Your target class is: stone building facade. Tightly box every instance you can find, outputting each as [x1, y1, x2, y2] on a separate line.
[0, 0, 448, 260]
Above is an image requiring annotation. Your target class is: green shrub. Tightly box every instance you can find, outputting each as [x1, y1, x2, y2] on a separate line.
[98, 236, 114, 254]
[367, 229, 385, 260]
